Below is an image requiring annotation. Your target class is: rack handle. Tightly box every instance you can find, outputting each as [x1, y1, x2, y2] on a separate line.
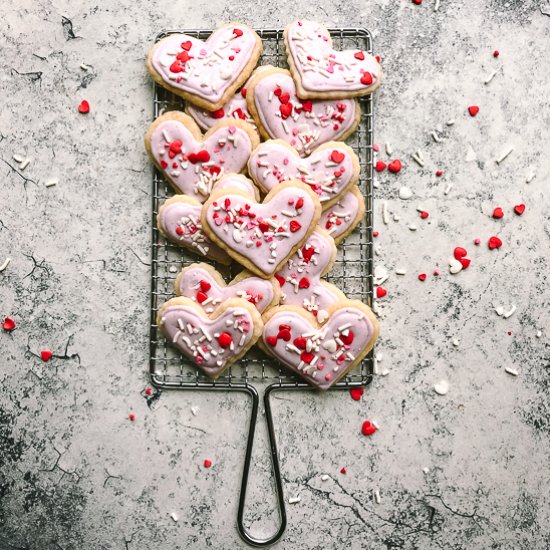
[237, 384, 287, 547]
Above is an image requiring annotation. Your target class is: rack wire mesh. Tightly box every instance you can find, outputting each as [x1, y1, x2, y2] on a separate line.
[150, 28, 375, 390]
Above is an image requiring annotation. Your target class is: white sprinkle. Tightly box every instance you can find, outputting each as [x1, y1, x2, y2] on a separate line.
[398, 186, 413, 200]
[162, 130, 171, 143]
[495, 305, 504, 316]
[288, 496, 301, 504]
[191, 406, 199, 416]
[505, 367, 519, 377]
[0, 258, 11, 272]
[503, 304, 516, 319]
[452, 338, 459, 347]
[484, 69, 497, 85]
[411, 154, 424, 167]
[431, 131, 442, 143]
[385, 142, 393, 156]
[380, 369, 390, 376]
[496, 146, 514, 165]
[45, 179, 58, 187]
[408, 224, 417, 231]
[382, 202, 389, 225]
[433, 380, 449, 395]
[526, 171, 536, 184]
[536, 330, 542, 338]
[444, 183, 453, 195]
[375, 352, 383, 362]
[422, 467, 430, 474]
[446, 119, 455, 126]
[395, 268, 406, 275]
[170, 511, 179, 522]
[321, 474, 329, 481]
[80, 63, 91, 71]
[434, 0, 440, 11]
[373, 489, 381, 504]
[12, 154, 24, 163]
[20, 159, 31, 170]
[449, 257, 463, 274]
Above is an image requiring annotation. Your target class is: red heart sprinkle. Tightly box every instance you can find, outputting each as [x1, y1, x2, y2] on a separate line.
[436, 170, 443, 177]
[203, 459, 212, 468]
[160, 160, 168, 169]
[298, 277, 310, 289]
[274, 87, 282, 97]
[277, 329, 291, 342]
[488, 236, 502, 249]
[280, 103, 293, 119]
[2, 317, 15, 331]
[331, 150, 345, 164]
[145, 387, 152, 395]
[350, 388, 364, 401]
[129, 413, 136, 421]
[454, 247, 467, 260]
[181, 40, 192, 50]
[258, 221, 270, 233]
[196, 291, 208, 303]
[376, 287, 387, 298]
[418, 273, 427, 281]
[301, 100, 313, 112]
[361, 420, 377, 436]
[492, 207, 504, 219]
[279, 92, 290, 104]
[301, 246, 315, 263]
[514, 204, 525, 216]
[40, 350, 53, 362]
[468, 105, 480, 117]
[340, 331, 354, 345]
[200, 280, 211, 292]
[241, 88, 247, 97]
[493, 50, 500, 57]
[187, 152, 198, 164]
[294, 337, 307, 349]
[420, 211, 429, 219]
[212, 108, 225, 119]
[169, 140, 182, 155]
[289, 220, 301, 233]
[360, 72, 373, 85]
[233, 28, 243, 37]
[300, 351, 315, 364]
[354, 51, 365, 60]
[78, 100, 90, 114]
[274, 274, 285, 287]
[196, 150, 210, 163]
[375, 161, 386, 172]
[340, 467, 347, 474]
[218, 332, 233, 348]
[295, 198, 304, 209]
[459, 257, 471, 269]
[266, 335, 278, 347]
[412, 0, 422, 3]
[373, 231, 379, 237]
[388, 159, 402, 173]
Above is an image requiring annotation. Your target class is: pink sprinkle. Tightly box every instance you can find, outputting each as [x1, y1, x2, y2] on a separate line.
[283, 158, 289, 165]
[373, 144, 380, 152]
[215, 218, 223, 226]
[325, 373, 331, 381]
[292, 128, 299, 136]
[228, 126, 237, 134]
[474, 238, 481, 245]
[200, 49, 207, 56]
[433, 269, 440, 276]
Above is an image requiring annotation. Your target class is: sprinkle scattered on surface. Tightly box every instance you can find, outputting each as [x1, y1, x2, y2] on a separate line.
[434, 380, 449, 395]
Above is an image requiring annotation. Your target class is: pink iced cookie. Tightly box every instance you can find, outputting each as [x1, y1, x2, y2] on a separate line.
[284, 20, 382, 99]
[157, 297, 263, 379]
[317, 186, 365, 244]
[275, 229, 345, 320]
[175, 262, 280, 314]
[260, 301, 380, 390]
[246, 68, 360, 157]
[248, 139, 359, 209]
[202, 181, 322, 278]
[147, 23, 262, 110]
[145, 112, 259, 201]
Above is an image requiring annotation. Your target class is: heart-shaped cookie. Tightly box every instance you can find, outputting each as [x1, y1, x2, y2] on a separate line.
[276, 229, 345, 321]
[248, 140, 359, 210]
[145, 112, 259, 201]
[284, 20, 382, 99]
[318, 186, 365, 244]
[157, 297, 263, 379]
[175, 262, 280, 314]
[202, 181, 322, 278]
[147, 24, 262, 110]
[157, 175, 257, 264]
[246, 68, 360, 156]
[260, 301, 379, 390]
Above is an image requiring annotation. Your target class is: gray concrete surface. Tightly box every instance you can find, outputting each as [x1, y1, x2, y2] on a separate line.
[1, 0, 549, 548]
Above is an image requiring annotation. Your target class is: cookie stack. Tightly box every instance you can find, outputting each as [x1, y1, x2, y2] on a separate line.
[145, 21, 381, 390]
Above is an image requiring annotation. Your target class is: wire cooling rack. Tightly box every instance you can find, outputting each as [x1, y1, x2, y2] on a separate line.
[149, 28, 375, 547]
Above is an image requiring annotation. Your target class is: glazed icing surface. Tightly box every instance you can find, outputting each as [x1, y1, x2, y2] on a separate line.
[249, 141, 355, 204]
[150, 119, 253, 200]
[252, 72, 357, 156]
[205, 187, 317, 275]
[276, 230, 340, 319]
[160, 304, 254, 377]
[177, 266, 275, 313]
[318, 189, 361, 240]
[263, 307, 375, 390]
[286, 21, 381, 93]
[158, 200, 230, 263]
[151, 26, 258, 103]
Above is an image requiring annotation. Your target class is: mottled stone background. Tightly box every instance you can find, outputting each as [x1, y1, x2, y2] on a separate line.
[1, 1, 549, 549]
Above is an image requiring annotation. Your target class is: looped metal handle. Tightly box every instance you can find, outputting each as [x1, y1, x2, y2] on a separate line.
[237, 384, 287, 547]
